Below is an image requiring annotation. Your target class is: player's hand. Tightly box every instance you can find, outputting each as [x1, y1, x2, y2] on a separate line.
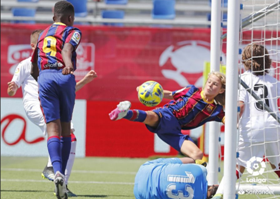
[136, 86, 139, 92]
[7, 81, 18, 96]
[83, 70, 97, 83]
[62, 66, 74, 75]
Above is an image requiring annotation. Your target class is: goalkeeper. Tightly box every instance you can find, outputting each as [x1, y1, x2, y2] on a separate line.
[134, 157, 218, 199]
[213, 44, 280, 198]
[109, 71, 226, 163]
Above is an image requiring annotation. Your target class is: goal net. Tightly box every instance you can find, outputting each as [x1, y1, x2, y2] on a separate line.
[209, 0, 280, 198]
[235, 0, 280, 198]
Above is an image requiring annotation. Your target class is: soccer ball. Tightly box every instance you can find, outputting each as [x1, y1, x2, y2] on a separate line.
[138, 81, 163, 107]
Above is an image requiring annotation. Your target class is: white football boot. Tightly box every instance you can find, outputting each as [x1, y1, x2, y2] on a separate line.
[54, 171, 67, 199]
[109, 101, 131, 121]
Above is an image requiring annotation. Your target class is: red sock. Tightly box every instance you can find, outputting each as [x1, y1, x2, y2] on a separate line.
[236, 169, 241, 179]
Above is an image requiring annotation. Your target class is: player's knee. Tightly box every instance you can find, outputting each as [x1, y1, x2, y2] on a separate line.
[190, 149, 203, 160]
[146, 111, 159, 127]
[195, 150, 203, 160]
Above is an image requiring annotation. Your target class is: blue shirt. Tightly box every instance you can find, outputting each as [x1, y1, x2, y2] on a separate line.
[134, 158, 208, 199]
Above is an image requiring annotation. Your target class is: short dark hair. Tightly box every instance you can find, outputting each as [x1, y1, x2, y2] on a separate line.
[207, 185, 219, 199]
[242, 44, 271, 76]
[54, 1, 74, 18]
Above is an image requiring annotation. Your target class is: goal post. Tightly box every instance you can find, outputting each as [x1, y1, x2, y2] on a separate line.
[208, 0, 222, 186]
[223, 0, 240, 198]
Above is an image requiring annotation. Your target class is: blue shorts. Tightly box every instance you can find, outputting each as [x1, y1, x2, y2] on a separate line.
[146, 107, 193, 152]
[38, 69, 76, 123]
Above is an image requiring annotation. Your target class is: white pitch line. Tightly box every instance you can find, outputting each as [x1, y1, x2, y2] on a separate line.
[1, 179, 134, 185]
[1, 168, 136, 175]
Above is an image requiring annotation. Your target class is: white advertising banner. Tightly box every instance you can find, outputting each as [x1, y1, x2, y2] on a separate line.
[1, 98, 86, 157]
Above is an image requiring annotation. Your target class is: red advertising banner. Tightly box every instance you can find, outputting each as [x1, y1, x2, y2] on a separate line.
[1, 23, 279, 157]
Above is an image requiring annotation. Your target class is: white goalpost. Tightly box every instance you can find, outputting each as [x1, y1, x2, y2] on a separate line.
[208, 0, 280, 198]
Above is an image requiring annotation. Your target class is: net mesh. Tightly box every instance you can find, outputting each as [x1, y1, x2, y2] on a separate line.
[236, 0, 280, 198]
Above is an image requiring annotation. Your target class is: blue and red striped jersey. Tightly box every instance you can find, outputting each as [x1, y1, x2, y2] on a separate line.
[32, 22, 81, 71]
[164, 85, 225, 129]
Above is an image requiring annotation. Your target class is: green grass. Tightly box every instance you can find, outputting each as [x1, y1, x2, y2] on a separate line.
[1, 156, 279, 199]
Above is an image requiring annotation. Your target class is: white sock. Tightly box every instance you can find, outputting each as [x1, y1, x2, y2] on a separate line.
[47, 156, 52, 167]
[64, 139, 77, 185]
[216, 169, 241, 195]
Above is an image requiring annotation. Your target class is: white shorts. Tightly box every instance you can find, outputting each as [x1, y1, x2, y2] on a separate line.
[24, 102, 75, 136]
[237, 141, 280, 168]
[24, 102, 47, 135]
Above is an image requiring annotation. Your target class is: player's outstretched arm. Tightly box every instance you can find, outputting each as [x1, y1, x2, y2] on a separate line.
[31, 48, 39, 81]
[75, 70, 97, 92]
[62, 43, 74, 75]
[7, 81, 18, 96]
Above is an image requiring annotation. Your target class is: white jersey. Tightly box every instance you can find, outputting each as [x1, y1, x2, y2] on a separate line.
[239, 71, 280, 142]
[10, 57, 75, 135]
[11, 57, 39, 108]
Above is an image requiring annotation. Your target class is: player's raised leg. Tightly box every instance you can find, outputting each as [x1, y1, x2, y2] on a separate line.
[180, 140, 203, 160]
[109, 101, 159, 127]
[109, 101, 131, 120]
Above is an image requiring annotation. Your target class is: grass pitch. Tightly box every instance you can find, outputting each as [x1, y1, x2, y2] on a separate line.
[1, 156, 279, 199]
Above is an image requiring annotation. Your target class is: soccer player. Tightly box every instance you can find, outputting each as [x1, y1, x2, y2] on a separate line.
[109, 71, 226, 162]
[213, 44, 280, 198]
[134, 157, 218, 199]
[7, 29, 97, 197]
[30, 1, 83, 198]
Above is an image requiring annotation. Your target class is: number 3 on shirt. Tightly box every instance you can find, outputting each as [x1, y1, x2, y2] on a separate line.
[43, 36, 57, 57]
[166, 184, 194, 199]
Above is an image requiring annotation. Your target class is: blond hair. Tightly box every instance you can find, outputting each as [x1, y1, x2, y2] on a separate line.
[30, 29, 43, 45]
[242, 44, 271, 76]
[207, 71, 226, 106]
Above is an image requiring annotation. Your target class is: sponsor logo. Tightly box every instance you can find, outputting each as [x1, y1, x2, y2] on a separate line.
[72, 32, 81, 44]
[238, 189, 274, 195]
[206, 104, 214, 112]
[7, 45, 32, 74]
[246, 156, 266, 176]
[75, 43, 95, 81]
[44, 62, 63, 69]
[1, 114, 45, 145]
[167, 171, 195, 183]
[159, 41, 226, 88]
[7, 43, 95, 81]
[15, 67, 20, 74]
[245, 156, 267, 184]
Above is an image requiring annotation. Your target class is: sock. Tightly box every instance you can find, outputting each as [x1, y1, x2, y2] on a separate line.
[216, 169, 241, 195]
[47, 156, 52, 167]
[236, 169, 242, 179]
[64, 133, 77, 185]
[124, 110, 147, 122]
[47, 136, 61, 173]
[60, 136, 71, 175]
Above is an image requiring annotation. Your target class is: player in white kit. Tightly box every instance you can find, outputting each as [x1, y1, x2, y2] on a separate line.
[7, 30, 97, 197]
[213, 44, 280, 198]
